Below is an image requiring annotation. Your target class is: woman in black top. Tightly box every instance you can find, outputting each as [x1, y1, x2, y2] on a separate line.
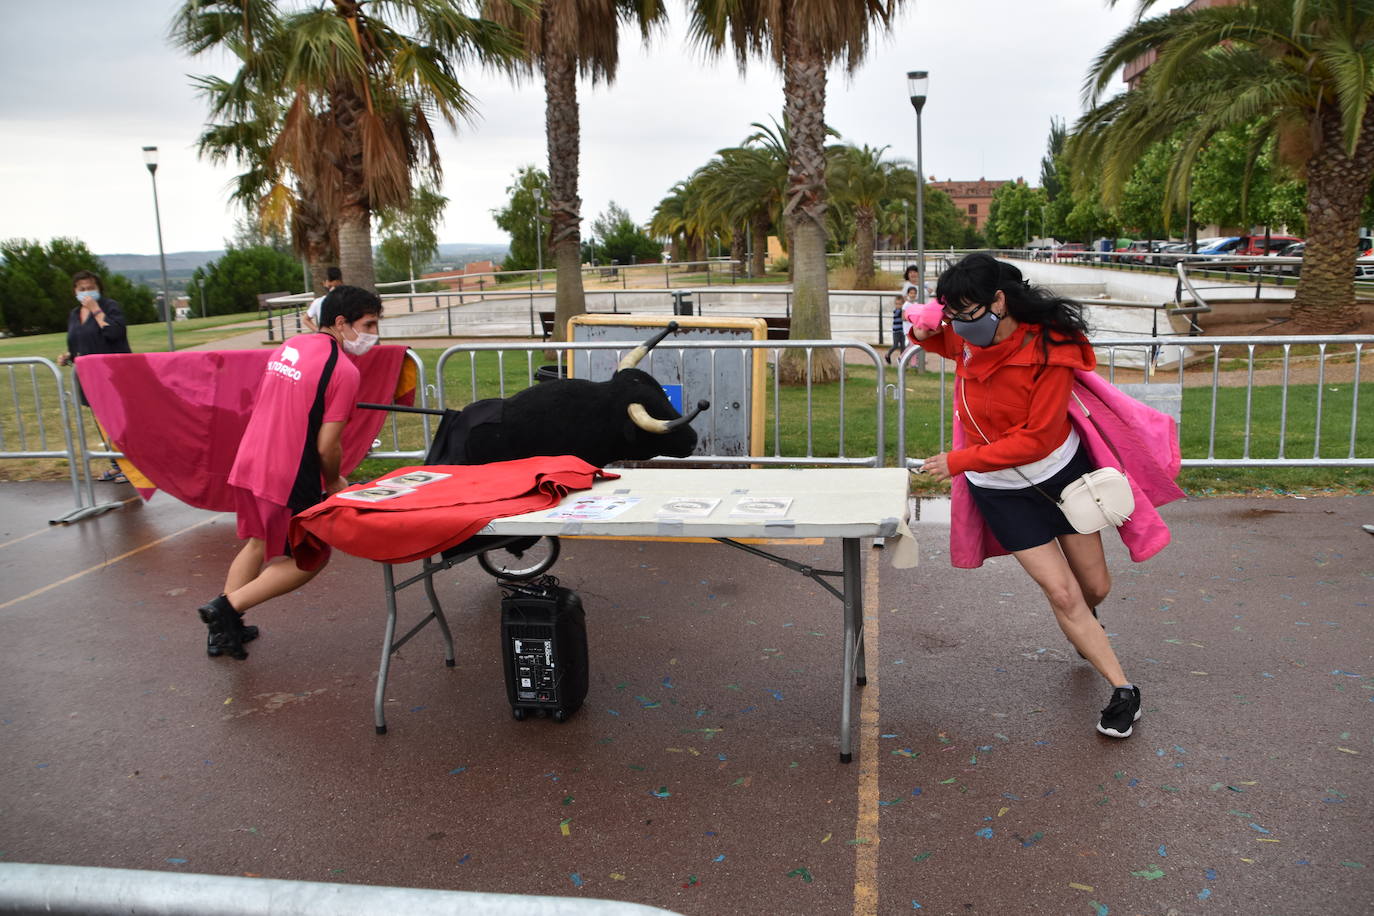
[58, 270, 132, 481]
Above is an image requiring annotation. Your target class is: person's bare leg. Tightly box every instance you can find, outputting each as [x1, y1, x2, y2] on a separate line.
[224, 538, 267, 596]
[1011, 541, 1127, 686]
[1058, 531, 1111, 610]
[226, 555, 327, 614]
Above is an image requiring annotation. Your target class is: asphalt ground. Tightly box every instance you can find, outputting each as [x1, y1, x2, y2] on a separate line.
[1, 482, 1371, 915]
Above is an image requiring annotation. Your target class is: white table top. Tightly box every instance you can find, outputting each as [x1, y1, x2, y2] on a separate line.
[478, 467, 918, 567]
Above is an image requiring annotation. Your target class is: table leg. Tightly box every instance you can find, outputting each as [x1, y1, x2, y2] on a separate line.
[838, 537, 864, 763]
[375, 564, 400, 735]
[422, 557, 456, 667]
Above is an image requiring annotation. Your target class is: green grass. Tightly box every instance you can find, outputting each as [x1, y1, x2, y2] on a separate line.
[4, 341, 1371, 495]
[0, 311, 268, 360]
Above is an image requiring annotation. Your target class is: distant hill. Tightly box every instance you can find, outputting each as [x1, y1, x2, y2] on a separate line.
[100, 250, 224, 274]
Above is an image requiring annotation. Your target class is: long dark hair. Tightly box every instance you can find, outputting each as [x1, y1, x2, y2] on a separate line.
[934, 252, 1087, 360]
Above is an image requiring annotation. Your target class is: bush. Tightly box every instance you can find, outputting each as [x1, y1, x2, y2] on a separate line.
[190, 246, 303, 316]
[0, 238, 155, 335]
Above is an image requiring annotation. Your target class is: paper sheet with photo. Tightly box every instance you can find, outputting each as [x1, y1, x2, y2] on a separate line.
[374, 470, 452, 489]
[729, 496, 793, 518]
[546, 495, 642, 521]
[655, 497, 721, 518]
[337, 486, 417, 503]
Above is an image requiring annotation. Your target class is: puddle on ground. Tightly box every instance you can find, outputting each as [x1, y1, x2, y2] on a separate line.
[910, 497, 951, 524]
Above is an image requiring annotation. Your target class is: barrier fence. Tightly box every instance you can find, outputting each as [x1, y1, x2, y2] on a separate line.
[3, 337, 1370, 523]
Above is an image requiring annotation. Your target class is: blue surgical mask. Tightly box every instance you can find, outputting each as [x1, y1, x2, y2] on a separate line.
[76, 289, 101, 303]
[950, 311, 1001, 348]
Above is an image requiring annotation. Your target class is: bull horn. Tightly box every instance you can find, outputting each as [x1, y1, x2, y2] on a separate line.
[617, 321, 681, 371]
[627, 399, 710, 435]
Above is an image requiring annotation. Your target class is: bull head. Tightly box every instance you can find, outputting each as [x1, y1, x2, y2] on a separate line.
[616, 322, 711, 436]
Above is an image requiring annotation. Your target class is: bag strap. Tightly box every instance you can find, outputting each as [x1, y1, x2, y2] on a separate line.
[959, 379, 1060, 506]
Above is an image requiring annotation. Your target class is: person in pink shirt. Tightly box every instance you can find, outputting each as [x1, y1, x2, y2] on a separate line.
[197, 285, 383, 660]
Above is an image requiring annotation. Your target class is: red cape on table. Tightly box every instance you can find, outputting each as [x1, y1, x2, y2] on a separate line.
[289, 456, 615, 569]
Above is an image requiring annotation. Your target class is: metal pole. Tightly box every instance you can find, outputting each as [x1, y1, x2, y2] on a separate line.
[145, 161, 174, 352]
[915, 110, 926, 297]
[533, 187, 543, 287]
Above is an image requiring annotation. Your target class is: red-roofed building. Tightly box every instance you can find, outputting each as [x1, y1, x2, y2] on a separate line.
[926, 178, 1009, 231]
[422, 260, 498, 290]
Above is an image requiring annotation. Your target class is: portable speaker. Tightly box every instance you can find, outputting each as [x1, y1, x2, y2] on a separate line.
[499, 576, 588, 723]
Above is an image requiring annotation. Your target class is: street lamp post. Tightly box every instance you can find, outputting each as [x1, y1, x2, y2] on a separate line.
[1023, 207, 1030, 251]
[902, 199, 909, 257]
[532, 186, 544, 287]
[142, 146, 174, 352]
[907, 71, 928, 297]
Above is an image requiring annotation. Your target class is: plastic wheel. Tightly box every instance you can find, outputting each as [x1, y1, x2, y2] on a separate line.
[553, 709, 569, 723]
[478, 536, 560, 581]
[512, 707, 526, 721]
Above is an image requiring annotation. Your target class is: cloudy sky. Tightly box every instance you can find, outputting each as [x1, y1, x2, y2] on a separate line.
[0, 0, 1141, 257]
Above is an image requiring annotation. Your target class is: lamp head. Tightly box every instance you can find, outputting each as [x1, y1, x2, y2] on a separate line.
[142, 145, 158, 174]
[906, 71, 928, 113]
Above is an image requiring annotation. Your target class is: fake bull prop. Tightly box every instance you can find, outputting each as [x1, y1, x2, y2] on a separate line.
[359, 322, 710, 468]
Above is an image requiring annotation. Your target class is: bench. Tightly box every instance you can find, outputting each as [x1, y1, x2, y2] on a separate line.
[762, 316, 790, 340]
[538, 310, 557, 340]
[256, 291, 295, 315]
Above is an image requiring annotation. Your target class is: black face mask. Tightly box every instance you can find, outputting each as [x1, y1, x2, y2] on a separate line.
[949, 309, 1001, 348]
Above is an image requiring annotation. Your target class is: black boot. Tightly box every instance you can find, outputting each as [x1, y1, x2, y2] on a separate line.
[208, 623, 259, 657]
[198, 595, 248, 660]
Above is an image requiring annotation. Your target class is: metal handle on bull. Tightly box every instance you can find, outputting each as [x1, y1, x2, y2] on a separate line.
[617, 321, 681, 371]
[356, 402, 447, 416]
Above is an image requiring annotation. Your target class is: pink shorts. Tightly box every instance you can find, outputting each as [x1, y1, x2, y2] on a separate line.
[233, 488, 330, 565]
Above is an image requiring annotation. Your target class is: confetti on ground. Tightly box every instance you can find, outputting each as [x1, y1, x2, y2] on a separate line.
[560, 818, 572, 837]
[1069, 882, 1093, 892]
[786, 867, 813, 883]
[820, 833, 831, 844]
[1198, 889, 1212, 900]
[1132, 868, 1165, 880]
[166, 858, 187, 865]
[448, 767, 467, 775]
[569, 873, 583, 888]
[1089, 901, 1109, 915]
[457, 854, 471, 864]
[913, 852, 933, 863]
[1022, 832, 1045, 847]
[975, 828, 994, 839]
[1158, 845, 1167, 856]
[651, 786, 671, 797]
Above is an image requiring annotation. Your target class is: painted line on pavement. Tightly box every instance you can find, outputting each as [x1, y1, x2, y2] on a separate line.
[0, 514, 222, 612]
[852, 545, 882, 916]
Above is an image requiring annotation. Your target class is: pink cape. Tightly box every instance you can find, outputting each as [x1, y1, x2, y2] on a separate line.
[77, 346, 413, 513]
[948, 369, 1186, 568]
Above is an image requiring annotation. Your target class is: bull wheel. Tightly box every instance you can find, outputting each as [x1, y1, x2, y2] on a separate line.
[478, 536, 560, 581]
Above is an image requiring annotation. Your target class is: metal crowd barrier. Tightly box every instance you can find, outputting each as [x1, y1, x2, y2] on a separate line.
[894, 335, 1372, 469]
[0, 862, 682, 916]
[432, 339, 889, 468]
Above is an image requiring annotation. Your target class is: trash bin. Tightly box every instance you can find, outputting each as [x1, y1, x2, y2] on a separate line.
[672, 291, 694, 316]
[535, 365, 568, 383]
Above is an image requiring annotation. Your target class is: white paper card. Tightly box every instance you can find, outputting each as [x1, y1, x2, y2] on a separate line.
[546, 496, 642, 521]
[730, 496, 793, 518]
[656, 498, 721, 518]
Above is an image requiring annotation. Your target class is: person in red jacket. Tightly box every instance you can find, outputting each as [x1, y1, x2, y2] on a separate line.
[196, 285, 382, 661]
[908, 253, 1141, 739]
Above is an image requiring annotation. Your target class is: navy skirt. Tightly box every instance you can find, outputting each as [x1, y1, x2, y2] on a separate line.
[966, 446, 1096, 552]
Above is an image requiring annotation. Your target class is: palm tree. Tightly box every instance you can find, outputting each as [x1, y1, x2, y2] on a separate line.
[687, 0, 904, 383]
[650, 179, 708, 264]
[175, 0, 520, 292]
[1074, 0, 1374, 331]
[828, 144, 915, 289]
[698, 141, 787, 278]
[485, 0, 668, 342]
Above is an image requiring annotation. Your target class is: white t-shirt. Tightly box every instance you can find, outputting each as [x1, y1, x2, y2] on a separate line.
[964, 428, 1081, 489]
[306, 295, 325, 324]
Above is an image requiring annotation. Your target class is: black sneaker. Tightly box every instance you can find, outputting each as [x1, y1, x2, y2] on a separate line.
[207, 624, 259, 657]
[1075, 607, 1105, 660]
[198, 596, 248, 660]
[1096, 685, 1141, 738]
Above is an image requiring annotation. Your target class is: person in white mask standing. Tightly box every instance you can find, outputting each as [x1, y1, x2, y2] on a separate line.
[196, 285, 383, 660]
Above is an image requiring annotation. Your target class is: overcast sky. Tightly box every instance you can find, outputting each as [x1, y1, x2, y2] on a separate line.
[0, 0, 1140, 257]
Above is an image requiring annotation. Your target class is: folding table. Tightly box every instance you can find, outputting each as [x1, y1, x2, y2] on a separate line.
[369, 467, 916, 762]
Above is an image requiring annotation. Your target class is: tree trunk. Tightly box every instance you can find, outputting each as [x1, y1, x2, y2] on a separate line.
[854, 207, 876, 289]
[1290, 105, 1374, 331]
[751, 213, 768, 278]
[779, 25, 838, 384]
[730, 224, 746, 277]
[336, 209, 375, 294]
[544, 20, 585, 344]
[330, 82, 375, 291]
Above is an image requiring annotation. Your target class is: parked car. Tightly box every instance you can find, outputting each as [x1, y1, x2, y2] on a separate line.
[1236, 235, 1302, 257]
[1156, 242, 1192, 266]
[1121, 240, 1159, 263]
[1255, 237, 1374, 278]
[1054, 242, 1088, 261]
[1197, 236, 1245, 257]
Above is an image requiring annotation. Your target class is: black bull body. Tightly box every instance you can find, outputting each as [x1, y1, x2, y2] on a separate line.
[424, 367, 702, 467]
[362, 323, 710, 469]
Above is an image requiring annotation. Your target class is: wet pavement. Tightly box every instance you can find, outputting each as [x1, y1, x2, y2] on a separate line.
[1, 482, 1371, 915]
